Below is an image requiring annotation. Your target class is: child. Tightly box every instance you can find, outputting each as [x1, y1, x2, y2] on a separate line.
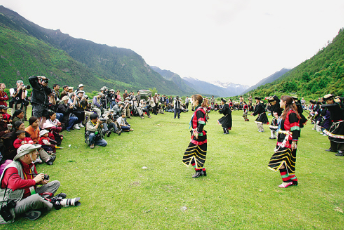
[13, 130, 33, 149]
[116, 112, 133, 132]
[38, 130, 57, 154]
[44, 123, 63, 146]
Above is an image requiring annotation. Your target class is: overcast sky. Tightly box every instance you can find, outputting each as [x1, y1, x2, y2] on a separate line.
[1, 0, 344, 86]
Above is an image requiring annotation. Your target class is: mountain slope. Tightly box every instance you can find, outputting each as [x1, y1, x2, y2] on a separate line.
[245, 28, 344, 98]
[0, 5, 185, 95]
[150, 66, 196, 94]
[242, 68, 290, 94]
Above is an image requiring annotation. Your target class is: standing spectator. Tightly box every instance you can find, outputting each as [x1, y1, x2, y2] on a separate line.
[123, 89, 129, 101]
[29, 76, 52, 128]
[9, 80, 28, 119]
[0, 83, 9, 106]
[185, 96, 189, 109]
[92, 93, 103, 117]
[174, 96, 181, 119]
[153, 93, 159, 115]
[109, 89, 116, 109]
[210, 96, 215, 110]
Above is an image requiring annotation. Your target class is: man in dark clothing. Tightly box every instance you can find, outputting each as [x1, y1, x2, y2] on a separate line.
[218, 98, 232, 134]
[251, 97, 269, 132]
[29, 76, 52, 127]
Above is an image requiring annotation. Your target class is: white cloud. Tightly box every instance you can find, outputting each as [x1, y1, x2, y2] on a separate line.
[0, 0, 343, 86]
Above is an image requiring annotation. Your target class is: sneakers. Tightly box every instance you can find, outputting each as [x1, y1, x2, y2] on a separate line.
[106, 131, 111, 137]
[335, 151, 344, 156]
[192, 171, 202, 178]
[90, 144, 95, 149]
[24, 210, 41, 220]
[79, 123, 84, 128]
[34, 156, 43, 164]
[73, 124, 80, 130]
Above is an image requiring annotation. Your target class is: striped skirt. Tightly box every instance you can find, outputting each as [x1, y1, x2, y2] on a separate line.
[268, 147, 297, 173]
[183, 142, 207, 169]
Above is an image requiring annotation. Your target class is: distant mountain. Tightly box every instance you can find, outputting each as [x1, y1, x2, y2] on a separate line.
[183, 77, 249, 97]
[0, 6, 186, 94]
[242, 68, 291, 94]
[150, 66, 196, 94]
[245, 28, 344, 98]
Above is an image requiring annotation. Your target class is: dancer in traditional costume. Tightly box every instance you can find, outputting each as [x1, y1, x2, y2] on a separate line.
[251, 97, 269, 132]
[242, 101, 249, 121]
[218, 98, 232, 134]
[292, 97, 307, 137]
[268, 96, 282, 139]
[322, 95, 344, 156]
[182, 95, 208, 178]
[268, 96, 300, 188]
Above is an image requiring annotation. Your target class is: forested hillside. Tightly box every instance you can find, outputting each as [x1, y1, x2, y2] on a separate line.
[246, 28, 344, 99]
[0, 6, 186, 94]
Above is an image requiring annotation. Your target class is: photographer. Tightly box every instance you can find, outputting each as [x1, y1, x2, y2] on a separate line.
[92, 93, 102, 117]
[9, 80, 29, 120]
[86, 113, 107, 149]
[0, 144, 80, 223]
[56, 96, 78, 132]
[29, 76, 52, 128]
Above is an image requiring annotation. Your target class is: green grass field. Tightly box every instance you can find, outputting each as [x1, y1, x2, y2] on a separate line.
[4, 109, 344, 229]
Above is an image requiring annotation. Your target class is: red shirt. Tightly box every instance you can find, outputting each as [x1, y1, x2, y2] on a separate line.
[1, 161, 37, 198]
[0, 91, 9, 106]
[13, 137, 34, 149]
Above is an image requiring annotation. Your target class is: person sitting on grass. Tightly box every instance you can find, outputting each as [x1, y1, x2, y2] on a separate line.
[0, 105, 12, 124]
[116, 112, 133, 132]
[0, 144, 81, 223]
[25, 117, 55, 165]
[13, 130, 33, 149]
[38, 130, 57, 154]
[86, 113, 107, 149]
[11, 109, 24, 125]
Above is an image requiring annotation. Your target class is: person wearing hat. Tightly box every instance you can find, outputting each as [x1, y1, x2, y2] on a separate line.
[38, 129, 57, 154]
[251, 97, 269, 132]
[268, 96, 282, 139]
[0, 83, 9, 107]
[321, 94, 344, 156]
[0, 112, 11, 138]
[268, 96, 301, 188]
[86, 113, 108, 149]
[0, 144, 62, 222]
[0, 105, 11, 124]
[218, 98, 232, 134]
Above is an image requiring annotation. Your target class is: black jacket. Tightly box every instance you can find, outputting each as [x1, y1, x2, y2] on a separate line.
[29, 76, 52, 106]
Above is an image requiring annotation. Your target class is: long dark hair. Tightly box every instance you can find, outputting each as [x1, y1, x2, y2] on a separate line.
[280, 95, 300, 120]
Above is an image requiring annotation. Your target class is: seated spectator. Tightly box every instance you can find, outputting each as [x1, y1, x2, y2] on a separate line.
[85, 113, 107, 149]
[0, 144, 80, 223]
[0, 121, 28, 161]
[139, 100, 151, 118]
[39, 130, 57, 154]
[13, 130, 33, 149]
[102, 110, 121, 135]
[43, 122, 63, 146]
[0, 83, 9, 106]
[25, 116, 55, 165]
[57, 96, 78, 132]
[11, 109, 24, 125]
[117, 112, 133, 132]
[45, 111, 63, 133]
[0, 105, 11, 124]
[0, 112, 10, 138]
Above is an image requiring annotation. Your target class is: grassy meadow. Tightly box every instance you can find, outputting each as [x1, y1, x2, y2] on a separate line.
[4, 109, 344, 229]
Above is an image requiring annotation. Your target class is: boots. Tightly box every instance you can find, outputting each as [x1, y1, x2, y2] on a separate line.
[192, 170, 202, 178]
[223, 128, 229, 134]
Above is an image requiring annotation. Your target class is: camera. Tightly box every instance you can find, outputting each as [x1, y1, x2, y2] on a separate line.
[99, 118, 107, 122]
[22, 85, 31, 90]
[41, 79, 49, 84]
[0, 200, 16, 222]
[44, 174, 50, 181]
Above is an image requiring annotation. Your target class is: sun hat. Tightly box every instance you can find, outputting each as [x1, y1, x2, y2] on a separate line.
[14, 144, 41, 161]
